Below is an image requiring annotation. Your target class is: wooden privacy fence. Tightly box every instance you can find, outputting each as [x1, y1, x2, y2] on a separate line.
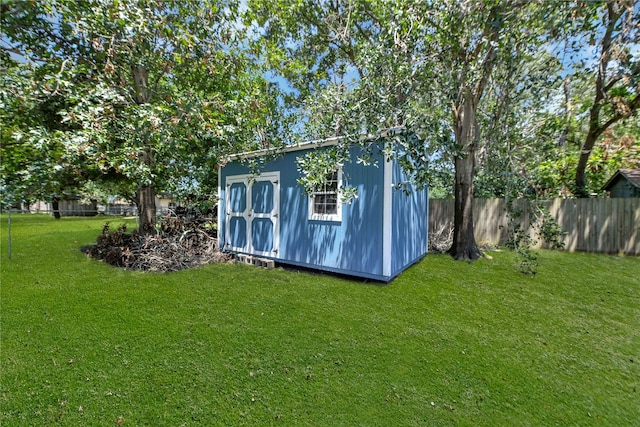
[428, 198, 640, 255]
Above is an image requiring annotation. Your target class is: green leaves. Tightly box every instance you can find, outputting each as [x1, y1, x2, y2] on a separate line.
[1, 0, 289, 216]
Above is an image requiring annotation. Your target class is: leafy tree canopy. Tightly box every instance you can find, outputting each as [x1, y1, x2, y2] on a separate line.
[246, 0, 563, 260]
[1, 0, 287, 231]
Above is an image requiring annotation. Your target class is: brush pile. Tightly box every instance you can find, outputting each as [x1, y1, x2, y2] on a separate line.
[84, 212, 231, 272]
[428, 223, 454, 254]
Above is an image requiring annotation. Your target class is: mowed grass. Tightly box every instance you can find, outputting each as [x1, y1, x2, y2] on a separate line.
[1, 215, 639, 426]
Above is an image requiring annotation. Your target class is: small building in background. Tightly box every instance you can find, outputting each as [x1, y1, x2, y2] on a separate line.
[58, 197, 98, 216]
[218, 135, 428, 282]
[602, 169, 640, 198]
[156, 193, 177, 214]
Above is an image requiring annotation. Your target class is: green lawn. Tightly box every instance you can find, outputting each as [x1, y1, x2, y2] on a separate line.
[1, 214, 639, 426]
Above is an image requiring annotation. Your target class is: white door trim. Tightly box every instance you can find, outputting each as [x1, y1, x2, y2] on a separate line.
[225, 172, 280, 257]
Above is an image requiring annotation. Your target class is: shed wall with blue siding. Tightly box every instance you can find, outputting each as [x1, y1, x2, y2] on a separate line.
[218, 141, 428, 281]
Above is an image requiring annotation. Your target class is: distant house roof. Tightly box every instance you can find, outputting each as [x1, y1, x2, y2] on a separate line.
[602, 168, 640, 191]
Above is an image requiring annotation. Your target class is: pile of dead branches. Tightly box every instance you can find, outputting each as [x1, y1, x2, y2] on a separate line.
[84, 213, 231, 272]
[428, 223, 454, 254]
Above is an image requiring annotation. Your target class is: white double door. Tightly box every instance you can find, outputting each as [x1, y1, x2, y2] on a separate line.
[225, 172, 280, 257]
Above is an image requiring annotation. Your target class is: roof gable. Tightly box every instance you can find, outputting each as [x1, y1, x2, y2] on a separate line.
[603, 168, 640, 190]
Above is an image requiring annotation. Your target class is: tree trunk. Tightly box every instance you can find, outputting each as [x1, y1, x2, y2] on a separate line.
[132, 65, 151, 104]
[136, 183, 157, 235]
[574, 128, 599, 198]
[574, 1, 618, 199]
[52, 196, 61, 219]
[449, 90, 481, 261]
[131, 64, 156, 232]
[136, 148, 156, 235]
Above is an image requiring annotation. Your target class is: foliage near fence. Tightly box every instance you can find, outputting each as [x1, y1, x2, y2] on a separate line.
[429, 198, 640, 255]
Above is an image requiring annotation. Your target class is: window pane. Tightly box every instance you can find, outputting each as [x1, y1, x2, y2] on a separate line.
[311, 169, 340, 217]
[327, 171, 338, 190]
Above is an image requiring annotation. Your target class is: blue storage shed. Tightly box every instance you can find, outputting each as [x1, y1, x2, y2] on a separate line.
[218, 136, 428, 282]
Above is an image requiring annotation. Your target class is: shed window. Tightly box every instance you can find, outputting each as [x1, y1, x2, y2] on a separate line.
[309, 169, 342, 221]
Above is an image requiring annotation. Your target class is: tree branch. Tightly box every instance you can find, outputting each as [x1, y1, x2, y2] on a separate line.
[472, 43, 498, 106]
[596, 1, 621, 101]
[472, 5, 503, 105]
[298, 3, 365, 80]
[597, 92, 640, 136]
[603, 74, 623, 93]
[151, 59, 172, 96]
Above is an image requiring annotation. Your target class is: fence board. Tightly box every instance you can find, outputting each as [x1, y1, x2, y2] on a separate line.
[627, 199, 640, 255]
[429, 198, 640, 256]
[611, 198, 619, 253]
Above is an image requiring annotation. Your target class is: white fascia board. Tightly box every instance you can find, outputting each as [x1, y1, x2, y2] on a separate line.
[217, 164, 222, 250]
[382, 144, 393, 278]
[227, 136, 343, 161]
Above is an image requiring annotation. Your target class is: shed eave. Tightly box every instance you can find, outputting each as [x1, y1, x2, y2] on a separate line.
[226, 126, 406, 161]
[227, 136, 342, 161]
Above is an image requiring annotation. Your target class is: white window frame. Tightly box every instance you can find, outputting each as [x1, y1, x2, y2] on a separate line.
[308, 167, 343, 222]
